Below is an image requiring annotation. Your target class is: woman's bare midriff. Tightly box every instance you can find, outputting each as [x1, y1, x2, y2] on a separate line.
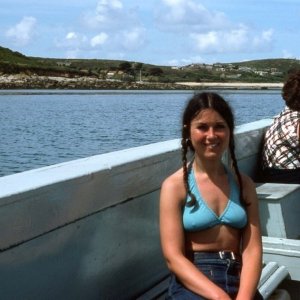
[185, 225, 241, 253]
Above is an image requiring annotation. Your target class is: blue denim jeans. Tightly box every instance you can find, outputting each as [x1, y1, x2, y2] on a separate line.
[166, 251, 263, 300]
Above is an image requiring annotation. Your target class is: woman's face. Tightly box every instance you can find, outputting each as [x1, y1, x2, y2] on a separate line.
[190, 108, 230, 161]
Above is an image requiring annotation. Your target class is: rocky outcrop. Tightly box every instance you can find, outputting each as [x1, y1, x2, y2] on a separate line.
[0, 74, 190, 90]
[0, 74, 283, 90]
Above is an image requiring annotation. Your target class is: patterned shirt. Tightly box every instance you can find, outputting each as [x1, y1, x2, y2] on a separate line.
[262, 107, 300, 169]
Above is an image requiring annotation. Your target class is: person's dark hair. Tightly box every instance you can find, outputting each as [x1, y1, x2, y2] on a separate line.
[181, 92, 246, 207]
[282, 70, 300, 111]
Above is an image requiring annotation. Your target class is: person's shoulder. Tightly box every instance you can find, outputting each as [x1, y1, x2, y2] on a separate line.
[161, 168, 186, 202]
[240, 172, 256, 190]
[240, 172, 258, 205]
[228, 166, 253, 187]
[162, 168, 184, 190]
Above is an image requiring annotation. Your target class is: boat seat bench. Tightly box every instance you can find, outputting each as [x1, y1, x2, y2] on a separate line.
[256, 183, 300, 239]
[136, 261, 290, 300]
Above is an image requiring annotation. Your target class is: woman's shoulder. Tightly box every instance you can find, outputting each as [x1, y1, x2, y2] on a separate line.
[161, 168, 186, 202]
[238, 172, 257, 194]
[240, 172, 255, 187]
[162, 168, 184, 190]
[240, 172, 258, 204]
[227, 165, 253, 186]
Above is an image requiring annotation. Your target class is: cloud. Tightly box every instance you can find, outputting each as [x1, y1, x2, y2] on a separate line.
[98, 0, 123, 10]
[66, 32, 78, 40]
[282, 49, 296, 59]
[253, 29, 273, 48]
[55, 31, 88, 51]
[190, 26, 274, 54]
[82, 0, 126, 30]
[155, 0, 274, 59]
[90, 33, 108, 47]
[5, 16, 37, 46]
[60, 1, 147, 56]
[156, 0, 229, 32]
[120, 27, 146, 51]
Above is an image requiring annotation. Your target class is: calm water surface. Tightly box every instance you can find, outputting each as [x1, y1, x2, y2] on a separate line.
[0, 89, 283, 177]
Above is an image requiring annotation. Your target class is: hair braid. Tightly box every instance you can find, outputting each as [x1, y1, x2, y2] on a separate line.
[229, 138, 248, 207]
[181, 128, 196, 207]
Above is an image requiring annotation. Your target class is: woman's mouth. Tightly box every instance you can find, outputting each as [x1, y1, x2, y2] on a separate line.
[205, 143, 218, 149]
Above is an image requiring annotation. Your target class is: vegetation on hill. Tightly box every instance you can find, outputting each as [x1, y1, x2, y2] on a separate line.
[1, 45, 300, 84]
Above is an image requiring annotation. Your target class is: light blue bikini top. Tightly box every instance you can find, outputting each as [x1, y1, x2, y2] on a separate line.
[182, 166, 247, 231]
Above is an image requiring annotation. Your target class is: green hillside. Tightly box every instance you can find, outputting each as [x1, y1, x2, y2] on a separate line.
[232, 58, 300, 75]
[1, 45, 300, 83]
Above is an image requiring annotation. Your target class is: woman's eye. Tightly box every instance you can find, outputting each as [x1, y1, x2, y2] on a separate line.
[215, 124, 226, 129]
[197, 125, 208, 131]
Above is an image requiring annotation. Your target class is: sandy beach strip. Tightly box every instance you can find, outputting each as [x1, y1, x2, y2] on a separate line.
[175, 81, 283, 89]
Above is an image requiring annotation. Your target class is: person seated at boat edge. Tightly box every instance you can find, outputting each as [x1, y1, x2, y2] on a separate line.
[160, 92, 263, 299]
[261, 70, 300, 184]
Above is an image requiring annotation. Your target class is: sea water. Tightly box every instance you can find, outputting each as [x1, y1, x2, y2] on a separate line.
[0, 89, 283, 177]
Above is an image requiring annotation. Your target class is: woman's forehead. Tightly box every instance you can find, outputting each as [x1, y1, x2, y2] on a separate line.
[192, 108, 226, 122]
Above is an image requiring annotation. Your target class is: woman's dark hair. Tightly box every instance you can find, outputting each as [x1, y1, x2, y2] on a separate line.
[181, 92, 246, 207]
[282, 70, 300, 111]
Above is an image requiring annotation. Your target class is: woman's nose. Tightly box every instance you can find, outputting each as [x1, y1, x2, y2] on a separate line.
[207, 127, 216, 137]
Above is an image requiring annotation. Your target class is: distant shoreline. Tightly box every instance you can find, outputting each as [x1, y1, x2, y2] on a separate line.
[175, 81, 283, 90]
[0, 74, 283, 90]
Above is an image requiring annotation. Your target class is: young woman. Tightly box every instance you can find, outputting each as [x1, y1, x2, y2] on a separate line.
[160, 92, 263, 299]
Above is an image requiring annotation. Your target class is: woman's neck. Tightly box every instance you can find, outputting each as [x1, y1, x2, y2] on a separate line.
[193, 156, 225, 178]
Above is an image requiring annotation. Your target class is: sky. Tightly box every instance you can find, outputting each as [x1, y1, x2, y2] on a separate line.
[1, 0, 300, 66]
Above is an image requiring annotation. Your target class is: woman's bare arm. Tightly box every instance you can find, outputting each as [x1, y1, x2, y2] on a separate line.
[236, 175, 262, 300]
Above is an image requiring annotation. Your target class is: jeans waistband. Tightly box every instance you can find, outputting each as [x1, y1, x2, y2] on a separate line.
[193, 251, 241, 262]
